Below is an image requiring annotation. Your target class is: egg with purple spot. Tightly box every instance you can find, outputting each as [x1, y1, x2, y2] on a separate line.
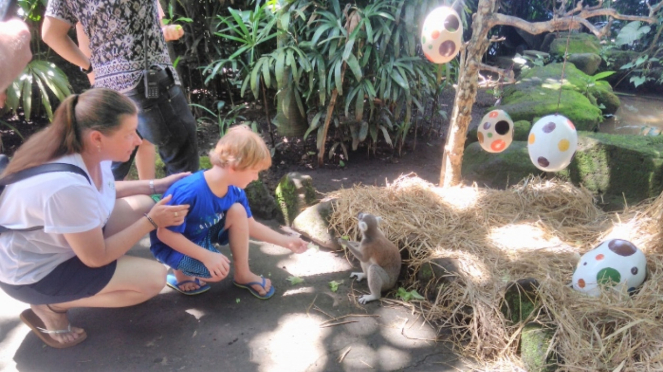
[527, 114, 578, 172]
[572, 239, 647, 297]
[421, 7, 462, 64]
[477, 110, 514, 153]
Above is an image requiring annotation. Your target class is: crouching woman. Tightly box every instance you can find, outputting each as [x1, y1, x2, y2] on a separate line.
[0, 88, 190, 348]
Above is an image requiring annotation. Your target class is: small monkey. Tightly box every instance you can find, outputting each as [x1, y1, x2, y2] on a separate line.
[338, 213, 401, 304]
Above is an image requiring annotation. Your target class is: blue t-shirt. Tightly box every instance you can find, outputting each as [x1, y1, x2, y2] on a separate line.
[149, 171, 252, 268]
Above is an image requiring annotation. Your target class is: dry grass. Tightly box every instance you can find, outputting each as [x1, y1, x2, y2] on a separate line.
[326, 174, 663, 371]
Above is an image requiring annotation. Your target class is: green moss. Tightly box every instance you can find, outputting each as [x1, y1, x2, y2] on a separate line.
[500, 279, 540, 324]
[500, 87, 601, 131]
[199, 156, 212, 170]
[275, 177, 298, 226]
[513, 120, 531, 141]
[520, 322, 558, 372]
[549, 33, 600, 55]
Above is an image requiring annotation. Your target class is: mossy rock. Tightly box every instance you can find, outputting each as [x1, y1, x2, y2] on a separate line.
[417, 257, 460, 284]
[275, 172, 318, 226]
[513, 120, 531, 141]
[291, 199, 342, 250]
[520, 322, 558, 372]
[245, 180, 280, 220]
[199, 156, 212, 170]
[500, 63, 618, 130]
[549, 32, 600, 56]
[588, 81, 620, 115]
[463, 133, 663, 210]
[500, 278, 540, 324]
[462, 141, 540, 189]
[558, 132, 663, 209]
[567, 53, 602, 75]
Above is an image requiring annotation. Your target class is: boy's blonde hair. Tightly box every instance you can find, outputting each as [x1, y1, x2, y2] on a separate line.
[209, 125, 272, 171]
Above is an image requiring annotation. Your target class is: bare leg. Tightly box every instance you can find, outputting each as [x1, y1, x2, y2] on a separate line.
[27, 194, 164, 345]
[218, 203, 271, 295]
[135, 140, 156, 181]
[32, 256, 166, 344]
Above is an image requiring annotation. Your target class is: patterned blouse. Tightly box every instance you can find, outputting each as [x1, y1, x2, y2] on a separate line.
[45, 0, 180, 92]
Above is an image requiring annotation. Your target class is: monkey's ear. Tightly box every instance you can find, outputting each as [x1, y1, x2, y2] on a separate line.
[358, 221, 368, 232]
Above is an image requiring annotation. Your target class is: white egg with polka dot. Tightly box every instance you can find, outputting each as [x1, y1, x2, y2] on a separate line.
[572, 239, 647, 297]
[527, 114, 578, 172]
[421, 6, 462, 64]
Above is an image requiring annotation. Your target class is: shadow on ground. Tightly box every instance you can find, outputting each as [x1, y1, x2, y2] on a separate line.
[0, 220, 465, 372]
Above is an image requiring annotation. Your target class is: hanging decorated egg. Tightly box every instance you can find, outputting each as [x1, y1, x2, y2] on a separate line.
[527, 114, 578, 172]
[572, 239, 647, 297]
[477, 109, 514, 153]
[421, 7, 462, 64]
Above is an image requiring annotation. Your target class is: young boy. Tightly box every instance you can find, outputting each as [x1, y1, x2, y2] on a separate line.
[150, 125, 308, 298]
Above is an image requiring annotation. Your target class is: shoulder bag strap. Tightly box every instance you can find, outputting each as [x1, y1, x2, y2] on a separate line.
[0, 163, 92, 233]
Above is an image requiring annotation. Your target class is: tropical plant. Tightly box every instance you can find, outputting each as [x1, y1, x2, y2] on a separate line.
[190, 101, 257, 137]
[0, 0, 72, 122]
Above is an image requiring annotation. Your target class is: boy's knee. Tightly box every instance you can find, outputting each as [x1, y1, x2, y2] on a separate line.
[226, 203, 247, 219]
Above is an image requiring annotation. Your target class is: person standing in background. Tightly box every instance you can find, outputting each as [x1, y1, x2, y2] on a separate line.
[42, 0, 200, 181]
[0, 18, 32, 108]
[74, 2, 185, 180]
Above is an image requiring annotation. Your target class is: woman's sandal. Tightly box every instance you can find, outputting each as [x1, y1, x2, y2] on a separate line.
[19, 306, 87, 349]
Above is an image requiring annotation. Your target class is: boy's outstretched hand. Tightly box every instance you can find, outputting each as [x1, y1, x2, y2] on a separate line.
[284, 236, 308, 254]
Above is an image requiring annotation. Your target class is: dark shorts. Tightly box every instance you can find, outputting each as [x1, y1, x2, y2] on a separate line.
[111, 67, 199, 180]
[177, 219, 229, 278]
[0, 256, 116, 305]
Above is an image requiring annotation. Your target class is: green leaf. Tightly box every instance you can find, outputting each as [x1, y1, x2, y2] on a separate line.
[339, 160, 345, 167]
[396, 287, 424, 302]
[236, 298, 240, 303]
[34, 77, 53, 121]
[379, 125, 393, 147]
[305, 112, 323, 140]
[176, 17, 193, 23]
[591, 71, 615, 81]
[630, 75, 647, 87]
[286, 276, 304, 285]
[329, 280, 343, 292]
[21, 76, 32, 120]
[615, 21, 651, 47]
[358, 121, 368, 141]
[262, 56, 272, 88]
[346, 53, 362, 81]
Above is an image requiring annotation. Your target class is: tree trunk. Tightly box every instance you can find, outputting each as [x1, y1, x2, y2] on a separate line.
[440, 0, 497, 187]
[274, 18, 308, 137]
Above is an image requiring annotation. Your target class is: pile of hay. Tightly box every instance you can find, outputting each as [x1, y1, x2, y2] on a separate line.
[326, 174, 663, 370]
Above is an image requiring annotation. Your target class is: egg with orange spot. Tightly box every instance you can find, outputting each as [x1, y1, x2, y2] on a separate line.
[421, 7, 462, 64]
[477, 109, 513, 153]
[572, 239, 647, 297]
[527, 114, 578, 172]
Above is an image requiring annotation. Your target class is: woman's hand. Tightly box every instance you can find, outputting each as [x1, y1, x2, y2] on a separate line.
[203, 251, 230, 281]
[154, 172, 190, 194]
[147, 195, 189, 227]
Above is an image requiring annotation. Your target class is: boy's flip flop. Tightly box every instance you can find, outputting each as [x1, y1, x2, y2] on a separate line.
[233, 277, 275, 300]
[166, 274, 211, 295]
[19, 309, 87, 349]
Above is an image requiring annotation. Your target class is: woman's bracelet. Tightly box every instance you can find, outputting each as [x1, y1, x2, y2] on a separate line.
[144, 213, 158, 229]
[149, 180, 156, 195]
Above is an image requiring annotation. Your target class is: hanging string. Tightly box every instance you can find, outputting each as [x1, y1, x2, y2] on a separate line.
[556, 0, 576, 114]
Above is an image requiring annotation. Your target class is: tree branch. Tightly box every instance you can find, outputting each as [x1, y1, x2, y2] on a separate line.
[490, 8, 656, 38]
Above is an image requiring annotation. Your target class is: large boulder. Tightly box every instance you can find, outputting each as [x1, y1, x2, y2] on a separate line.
[568, 53, 602, 75]
[548, 32, 600, 56]
[462, 133, 663, 209]
[275, 172, 318, 226]
[291, 200, 342, 250]
[499, 63, 619, 130]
